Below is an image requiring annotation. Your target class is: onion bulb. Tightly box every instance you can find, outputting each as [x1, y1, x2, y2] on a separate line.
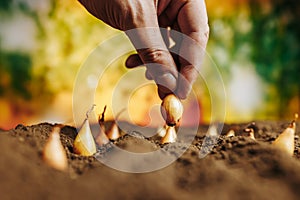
[43, 126, 68, 171]
[73, 119, 97, 156]
[273, 118, 296, 156]
[161, 94, 183, 126]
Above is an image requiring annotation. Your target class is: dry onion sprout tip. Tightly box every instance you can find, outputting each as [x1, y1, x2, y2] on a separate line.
[98, 105, 107, 124]
[86, 104, 96, 119]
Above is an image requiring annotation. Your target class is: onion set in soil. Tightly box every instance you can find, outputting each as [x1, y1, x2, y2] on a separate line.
[73, 105, 97, 156]
[272, 114, 298, 156]
[104, 108, 125, 141]
[226, 130, 235, 137]
[95, 106, 110, 146]
[73, 105, 124, 156]
[43, 126, 68, 171]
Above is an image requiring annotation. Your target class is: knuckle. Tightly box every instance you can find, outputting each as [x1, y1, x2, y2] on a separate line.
[204, 24, 210, 39]
[140, 48, 167, 64]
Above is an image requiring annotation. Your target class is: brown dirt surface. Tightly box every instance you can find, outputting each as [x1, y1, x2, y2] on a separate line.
[1, 120, 300, 200]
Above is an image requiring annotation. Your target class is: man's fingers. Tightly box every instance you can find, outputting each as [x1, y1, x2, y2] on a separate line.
[126, 28, 179, 98]
[177, 0, 209, 50]
[138, 49, 178, 95]
[125, 54, 143, 68]
[176, 65, 199, 99]
[145, 69, 153, 80]
[123, 0, 179, 99]
[156, 73, 177, 99]
[173, 0, 209, 99]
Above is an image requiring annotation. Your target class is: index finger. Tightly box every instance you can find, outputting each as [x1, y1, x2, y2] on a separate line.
[124, 0, 183, 99]
[176, 0, 209, 99]
[178, 0, 209, 50]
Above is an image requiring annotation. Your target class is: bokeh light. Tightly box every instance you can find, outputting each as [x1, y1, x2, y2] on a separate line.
[0, 0, 299, 130]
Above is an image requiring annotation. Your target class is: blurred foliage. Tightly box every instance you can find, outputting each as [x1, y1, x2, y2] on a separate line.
[0, 51, 32, 99]
[0, 0, 11, 12]
[249, 0, 300, 117]
[207, 0, 299, 119]
[0, 0, 119, 127]
[207, 1, 251, 79]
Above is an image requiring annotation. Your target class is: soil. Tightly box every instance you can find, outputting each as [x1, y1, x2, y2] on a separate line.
[1, 120, 300, 200]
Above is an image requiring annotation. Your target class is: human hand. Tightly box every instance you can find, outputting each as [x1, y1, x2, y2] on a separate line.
[78, 0, 209, 99]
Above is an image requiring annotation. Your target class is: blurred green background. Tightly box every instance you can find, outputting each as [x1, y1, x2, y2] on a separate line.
[0, 0, 299, 129]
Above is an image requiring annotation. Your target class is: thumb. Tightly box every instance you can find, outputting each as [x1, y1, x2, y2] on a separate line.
[125, 28, 178, 99]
